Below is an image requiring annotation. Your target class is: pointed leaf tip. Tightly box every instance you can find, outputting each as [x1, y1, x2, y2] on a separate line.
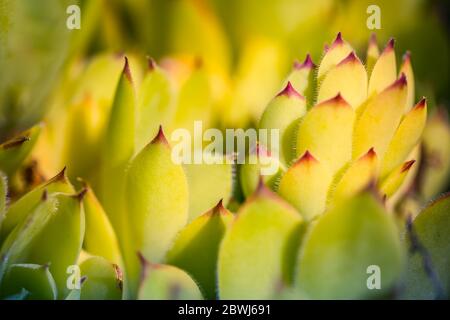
[369, 33, 377, 46]
[294, 54, 315, 69]
[295, 150, 317, 165]
[383, 38, 395, 54]
[332, 32, 344, 47]
[72, 187, 88, 202]
[317, 92, 350, 107]
[1, 136, 30, 150]
[402, 51, 411, 63]
[49, 166, 67, 183]
[414, 97, 427, 110]
[387, 73, 407, 90]
[147, 56, 156, 71]
[401, 160, 415, 173]
[123, 56, 133, 82]
[151, 125, 169, 145]
[277, 81, 304, 99]
[338, 51, 358, 66]
[364, 147, 377, 159]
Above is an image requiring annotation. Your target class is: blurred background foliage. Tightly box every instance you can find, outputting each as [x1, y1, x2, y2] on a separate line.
[0, 0, 449, 138]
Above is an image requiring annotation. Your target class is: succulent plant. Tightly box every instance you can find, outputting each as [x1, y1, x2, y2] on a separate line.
[0, 33, 448, 301]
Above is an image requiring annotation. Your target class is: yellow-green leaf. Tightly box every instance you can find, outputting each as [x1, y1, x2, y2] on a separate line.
[138, 261, 203, 300]
[368, 39, 397, 96]
[166, 200, 233, 299]
[296, 94, 355, 174]
[318, 52, 367, 109]
[278, 151, 333, 220]
[259, 82, 306, 165]
[353, 75, 408, 159]
[381, 99, 427, 178]
[297, 191, 404, 299]
[218, 183, 303, 299]
[79, 256, 122, 300]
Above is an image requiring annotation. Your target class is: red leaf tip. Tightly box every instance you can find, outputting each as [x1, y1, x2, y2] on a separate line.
[332, 32, 344, 47]
[383, 38, 395, 54]
[388, 73, 407, 90]
[277, 81, 304, 99]
[147, 56, 156, 71]
[402, 51, 411, 63]
[401, 160, 416, 172]
[338, 51, 359, 66]
[363, 147, 377, 160]
[414, 97, 427, 110]
[318, 92, 350, 108]
[123, 56, 133, 82]
[294, 54, 315, 70]
[294, 150, 318, 166]
[369, 33, 378, 46]
[151, 125, 169, 145]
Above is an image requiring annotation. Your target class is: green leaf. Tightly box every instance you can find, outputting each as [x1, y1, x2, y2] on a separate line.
[184, 153, 233, 221]
[125, 127, 189, 297]
[0, 263, 57, 300]
[82, 182, 122, 266]
[79, 256, 122, 300]
[297, 191, 404, 299]
[0, 171, 7, 235]
[24, 192, 85, 299]
[259, 82, 306, 166]
[0, 168, 73, 243]
[166, 201, 233, 299]
[0, 124, 42, 176]
[401, 193, 450, 299]
[136, 60, 174, 152]
[218, 183, 304, 299]
[138, 261, 203, 300]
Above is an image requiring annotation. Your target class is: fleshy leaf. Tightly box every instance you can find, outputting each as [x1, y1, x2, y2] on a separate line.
[419, 110, 450, 200]
[0, 124, 42, 176]
[0, 168, 73, 242]
[166, 201, 233, 299]
[259, 82, 306, 165]
[136, 60, 174, 152]
[100, 56, 136, 235]
[381, 99, 427, 178]
[125, 127, 189, 296]
[366, 33, 380, 77]
[82, 182, 122, 266]
[399, 52, 415, 112]
[368, 38, 397, 96]
[184, 153, 233, 221]
[0, 263, 57, 300]
[79, 256, 122, 300]
[296, 94, 355, 174]
[284, 54, 316, 105]
[138, 261, 203, 300]
[297, 191, 404, 299]
[0, 171, 6, 234]
[317, 32, 353, 79]
[24, 192, 85, 299]
[353, 75, 408, 159]
[379, 160, 416, 199]
[278, 151, 333, 220]
[330, 148, 378, 203]
[239, 144, 284, 197]
[318, 52, 368, 109]
[218, 184, 303, 299]
[401, 193, 450, 299]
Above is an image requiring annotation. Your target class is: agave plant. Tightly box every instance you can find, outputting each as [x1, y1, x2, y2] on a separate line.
[0, 33, 448, 300]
